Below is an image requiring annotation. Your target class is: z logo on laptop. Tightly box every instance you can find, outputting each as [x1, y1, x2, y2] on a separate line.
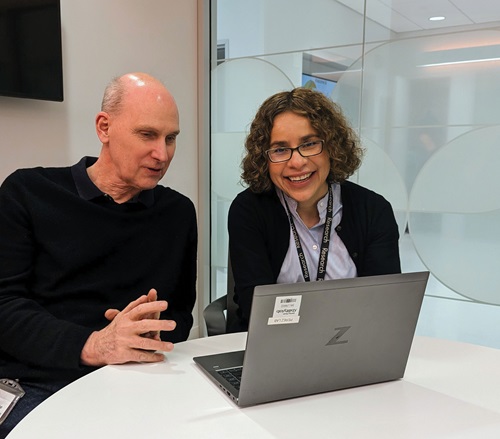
[326, 326, 351, 345]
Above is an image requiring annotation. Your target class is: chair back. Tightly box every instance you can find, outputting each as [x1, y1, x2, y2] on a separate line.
[203, 252, 238, 336]
[225, 255, 238, 331]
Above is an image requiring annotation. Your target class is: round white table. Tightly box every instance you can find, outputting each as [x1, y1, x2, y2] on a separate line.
[7, 334, 500, 438]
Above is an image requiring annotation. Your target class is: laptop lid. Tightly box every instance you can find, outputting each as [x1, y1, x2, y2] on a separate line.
[194, 271, 429, 407]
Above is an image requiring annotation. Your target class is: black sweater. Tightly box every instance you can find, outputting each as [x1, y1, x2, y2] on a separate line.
[0, 161, 197, 383]
[228, 181, 401, 332]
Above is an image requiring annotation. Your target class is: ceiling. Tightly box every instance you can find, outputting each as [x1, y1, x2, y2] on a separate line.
[303, 0, 500, 76]
[337, 0, 500, 33]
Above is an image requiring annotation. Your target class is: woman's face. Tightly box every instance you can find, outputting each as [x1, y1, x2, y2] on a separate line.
[268, 111, 330, 208]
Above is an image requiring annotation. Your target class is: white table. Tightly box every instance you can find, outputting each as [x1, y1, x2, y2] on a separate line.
[8, 334, 500, 438]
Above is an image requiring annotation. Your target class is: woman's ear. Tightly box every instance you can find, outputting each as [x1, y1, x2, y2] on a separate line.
[95, 112, 110, 144]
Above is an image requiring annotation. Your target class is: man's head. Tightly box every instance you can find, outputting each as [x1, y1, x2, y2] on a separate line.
[94, 73, 180, 200]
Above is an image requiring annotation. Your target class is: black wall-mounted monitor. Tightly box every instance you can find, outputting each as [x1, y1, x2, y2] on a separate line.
[0, 0, 63, 102]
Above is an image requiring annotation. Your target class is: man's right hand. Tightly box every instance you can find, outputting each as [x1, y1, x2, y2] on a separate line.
[80, 294, 176, 366]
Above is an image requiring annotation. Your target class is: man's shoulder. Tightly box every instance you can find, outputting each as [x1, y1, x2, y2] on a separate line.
[2, 165, 72, 190]
[154, 185, 195, 210]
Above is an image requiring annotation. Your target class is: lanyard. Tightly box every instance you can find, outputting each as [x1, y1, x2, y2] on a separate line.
[283, 185, 334, 282]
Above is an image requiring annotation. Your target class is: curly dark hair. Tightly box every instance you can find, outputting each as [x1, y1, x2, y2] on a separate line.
[241, 87, 364, 193]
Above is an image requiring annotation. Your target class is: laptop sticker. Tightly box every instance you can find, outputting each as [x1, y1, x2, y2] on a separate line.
[268, 295, 302, 325]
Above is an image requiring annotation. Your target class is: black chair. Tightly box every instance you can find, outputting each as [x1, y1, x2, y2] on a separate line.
[203, 257, 238, 336]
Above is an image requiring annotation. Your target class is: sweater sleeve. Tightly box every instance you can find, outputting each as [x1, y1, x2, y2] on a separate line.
[228, 190, 288, 331]
[338, 181, 401, 277]
[361, 195, 401, 276]
[160, 200, 197, 343]
[0, 172, 93, 373]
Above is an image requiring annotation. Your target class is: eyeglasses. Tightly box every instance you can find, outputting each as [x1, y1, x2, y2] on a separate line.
[265, 140, 324, 163]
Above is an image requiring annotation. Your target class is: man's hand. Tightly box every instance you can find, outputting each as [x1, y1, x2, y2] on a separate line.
[80, 290, 176, 366]
[105, 288, 161, 340]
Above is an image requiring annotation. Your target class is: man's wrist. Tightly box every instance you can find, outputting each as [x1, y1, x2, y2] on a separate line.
[80, 331, 103, 366]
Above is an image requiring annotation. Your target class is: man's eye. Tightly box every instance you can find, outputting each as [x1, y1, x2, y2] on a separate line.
[141, 132, 154, 138]
[165, 135, 177, 144]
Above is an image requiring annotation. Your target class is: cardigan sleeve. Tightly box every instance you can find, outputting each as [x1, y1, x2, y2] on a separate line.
[338, 181, 401, 276]
[228, 190, 289, 331]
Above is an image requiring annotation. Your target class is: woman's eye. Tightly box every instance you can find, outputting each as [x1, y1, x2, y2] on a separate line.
[273, 148, 288, 154]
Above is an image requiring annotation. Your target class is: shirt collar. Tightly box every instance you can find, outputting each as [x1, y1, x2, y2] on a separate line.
[71, 156, 155, 207]
[276, 183, 342, 223]
[275, 183, 342, 215]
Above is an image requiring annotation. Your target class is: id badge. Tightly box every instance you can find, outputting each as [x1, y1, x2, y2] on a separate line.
[0, 379, 25, 425]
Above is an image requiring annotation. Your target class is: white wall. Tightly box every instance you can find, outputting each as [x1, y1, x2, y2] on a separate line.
[0, 0, 202, 336]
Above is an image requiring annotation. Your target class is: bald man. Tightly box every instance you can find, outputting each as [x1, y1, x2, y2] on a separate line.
[0, 73, 197, 435]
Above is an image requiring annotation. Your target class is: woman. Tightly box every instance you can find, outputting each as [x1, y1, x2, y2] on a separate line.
[228, 88, 401, 332]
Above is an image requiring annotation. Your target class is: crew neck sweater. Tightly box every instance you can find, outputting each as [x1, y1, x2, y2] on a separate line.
[0, 160, 197, 383]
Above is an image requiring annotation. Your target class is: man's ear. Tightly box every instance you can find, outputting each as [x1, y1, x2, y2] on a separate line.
[95, 112, 110, 144]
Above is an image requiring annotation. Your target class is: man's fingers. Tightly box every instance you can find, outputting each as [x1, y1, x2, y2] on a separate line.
[127, 300, 168, 320]
[136, 351, 167, 363]
[131, 347, 173, 363]
[140, 331, 161, 341]
[116, 294, 150, 315]
[105, 308, 120, 321]
[104, 291, 164, 322]
[131, 335, 174, 353]
[146, 288, 158, 302]
[134, 318, 176, 334]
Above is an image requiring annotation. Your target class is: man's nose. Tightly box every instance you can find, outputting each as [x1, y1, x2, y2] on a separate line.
[151, 142, 169, 162]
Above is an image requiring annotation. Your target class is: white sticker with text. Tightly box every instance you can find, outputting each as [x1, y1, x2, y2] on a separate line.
[0, 388, 16, 421]
[268, 295, 302, 325]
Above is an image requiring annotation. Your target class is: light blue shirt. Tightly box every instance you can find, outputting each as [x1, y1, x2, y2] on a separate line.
[276, 183, 357, 283]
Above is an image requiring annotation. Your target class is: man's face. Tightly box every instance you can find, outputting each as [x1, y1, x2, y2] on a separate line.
[101, 84, 180, 193]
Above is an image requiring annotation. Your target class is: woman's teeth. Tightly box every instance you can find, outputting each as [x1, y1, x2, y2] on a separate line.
[288, 172, 312, 182]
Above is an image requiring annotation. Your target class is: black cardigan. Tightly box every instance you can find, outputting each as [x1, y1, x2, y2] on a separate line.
[228, 181, 401, 332]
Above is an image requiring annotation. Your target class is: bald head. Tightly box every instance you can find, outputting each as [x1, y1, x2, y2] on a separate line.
[92, 72, 180, 202]
[101, 73, 176, 116]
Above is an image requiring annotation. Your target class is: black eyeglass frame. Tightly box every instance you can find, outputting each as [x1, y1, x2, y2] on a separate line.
[265, 139, 325, 163]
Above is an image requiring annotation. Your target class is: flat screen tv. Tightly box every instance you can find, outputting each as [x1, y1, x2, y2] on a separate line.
[0, 0, 63, 102]
[301, 73, 336, 99]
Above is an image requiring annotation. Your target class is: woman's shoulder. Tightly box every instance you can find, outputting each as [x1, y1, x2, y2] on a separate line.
[232, 187, 279, 206]
[340, 180, 389, 204]
[229, 187, 286, 223]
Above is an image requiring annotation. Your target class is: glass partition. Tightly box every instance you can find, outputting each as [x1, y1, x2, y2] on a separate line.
[211, 0, 500, 348]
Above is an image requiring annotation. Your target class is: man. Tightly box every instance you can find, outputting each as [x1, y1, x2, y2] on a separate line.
[0, 73, 197, 435]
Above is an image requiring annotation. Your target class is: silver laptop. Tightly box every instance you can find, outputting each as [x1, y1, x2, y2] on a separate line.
[194, 271, 429, 407]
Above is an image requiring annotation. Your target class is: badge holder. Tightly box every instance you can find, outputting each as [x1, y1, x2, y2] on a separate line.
[0, 379, 25, 425]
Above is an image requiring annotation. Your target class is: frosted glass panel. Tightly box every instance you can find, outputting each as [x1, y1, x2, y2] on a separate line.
[211, 58, 293, 297]
[409, 126, 500, 304]
[351, 33, 500, 306]
[356, 137, 408, 237]
[410, 126, 500, 213]
[212, 0, 500, 348]
[212, 58, 293, 133]
[359, 32, 500, 128]
[217, 0, 369, 58]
